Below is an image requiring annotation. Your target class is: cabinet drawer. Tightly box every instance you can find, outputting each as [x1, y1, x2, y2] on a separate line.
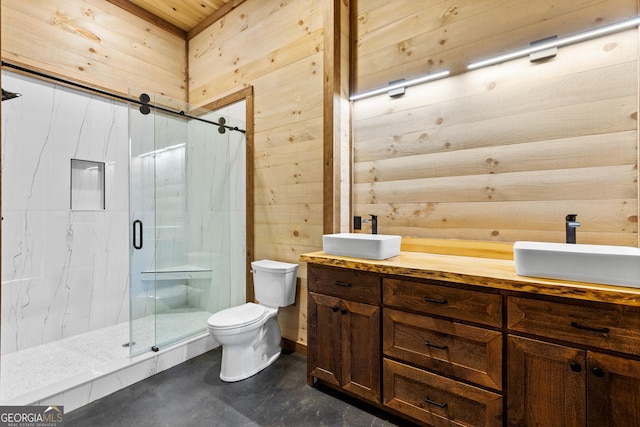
[383, 359, 503, 427]
[308, 264, 380, 304]
[383, 278, 502, 327]
[383, 308, 502, 391]
[508, 296, 640, 355]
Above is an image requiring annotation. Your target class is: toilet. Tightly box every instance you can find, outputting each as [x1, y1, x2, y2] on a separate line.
[207, 259, 298, 382]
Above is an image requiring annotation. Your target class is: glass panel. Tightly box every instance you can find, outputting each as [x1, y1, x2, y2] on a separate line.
[153, 96, 196, 347]
[128, 96, 157, 355]
[129, 93, 245, 354]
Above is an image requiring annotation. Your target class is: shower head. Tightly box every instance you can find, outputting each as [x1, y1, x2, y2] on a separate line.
[2, 88, 21, 102]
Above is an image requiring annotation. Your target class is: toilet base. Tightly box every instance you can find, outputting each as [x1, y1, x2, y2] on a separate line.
[218, 316, 283, 382]
[220, 348, 281, 382]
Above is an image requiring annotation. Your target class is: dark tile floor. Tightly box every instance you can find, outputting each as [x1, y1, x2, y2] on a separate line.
[66, 348, 416, 427]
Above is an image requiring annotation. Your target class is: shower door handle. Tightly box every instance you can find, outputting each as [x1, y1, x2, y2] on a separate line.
[133, 220, 143, 250]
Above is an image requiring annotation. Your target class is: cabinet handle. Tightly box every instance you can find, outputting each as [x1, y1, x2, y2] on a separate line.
[332, 306, 339, 312]
[424, 397, 448, 408]
[569, 362, 582, 372]
[424, 341, 448, 350]
[341, 309, 348, 315]
[335, 282, 352, 287]
[570, 322, 610, 334]
[424, 296, 448, 305]
[592, 367, 605, 377]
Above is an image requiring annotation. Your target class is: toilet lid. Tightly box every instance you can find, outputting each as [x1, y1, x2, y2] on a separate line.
[252, 259, 298, 273]
[207, 303, 267, 329]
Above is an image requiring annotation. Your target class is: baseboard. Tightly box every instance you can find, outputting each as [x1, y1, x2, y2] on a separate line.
[281, 338, 307, 356]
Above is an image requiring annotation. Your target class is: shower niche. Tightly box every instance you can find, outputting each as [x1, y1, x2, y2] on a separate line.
[70, 159, 105, 210]
[128, 93, 246, 354]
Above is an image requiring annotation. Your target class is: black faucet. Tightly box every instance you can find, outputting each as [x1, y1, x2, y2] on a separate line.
[358, 214, 378, 234]
[565, 214, 580, 244]
[368, 214, 378, 234]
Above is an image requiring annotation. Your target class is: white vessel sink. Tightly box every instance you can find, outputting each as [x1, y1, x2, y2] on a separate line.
[514, 241, 640, 288]
[322, 233, 401, 260]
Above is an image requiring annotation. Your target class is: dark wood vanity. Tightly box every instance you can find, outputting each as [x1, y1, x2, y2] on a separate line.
[301, 248, 640, 426]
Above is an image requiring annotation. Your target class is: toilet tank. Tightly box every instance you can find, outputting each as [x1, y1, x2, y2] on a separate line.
[251, 260, 299, 308]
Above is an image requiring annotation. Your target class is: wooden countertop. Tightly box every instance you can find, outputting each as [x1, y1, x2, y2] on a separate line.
[299, 250, 640, 307]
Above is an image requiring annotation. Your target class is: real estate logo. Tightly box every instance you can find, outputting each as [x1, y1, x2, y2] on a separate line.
[0, 406, 64, 427]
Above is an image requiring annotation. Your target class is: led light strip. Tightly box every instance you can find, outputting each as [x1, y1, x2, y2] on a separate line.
[349, 70, 450, 101]
[468, 16, 640, 70]
[349, 16, 640, 101]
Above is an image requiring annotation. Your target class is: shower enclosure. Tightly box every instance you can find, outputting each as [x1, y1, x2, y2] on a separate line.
[1, 68, 246, 405]
[128, 93, 247, 355]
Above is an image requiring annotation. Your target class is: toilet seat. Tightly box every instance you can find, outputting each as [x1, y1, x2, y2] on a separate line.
[207, 303, 267, 330]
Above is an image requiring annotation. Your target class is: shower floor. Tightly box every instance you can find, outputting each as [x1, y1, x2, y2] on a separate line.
[0, 310, 212, 402]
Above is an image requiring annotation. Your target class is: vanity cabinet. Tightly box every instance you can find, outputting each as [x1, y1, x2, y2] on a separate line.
[507, 296, 640, 426]
[382, 278, 503, 426]
[303, 253, 640, 427]
[307, 264, 381, 403]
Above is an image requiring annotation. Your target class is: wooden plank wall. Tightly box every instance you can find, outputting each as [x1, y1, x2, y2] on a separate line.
[3, 0, 638, 350]
[353, 0, 639, 247]
[189, 0, 325, 345]
[1, 0, 186, 100]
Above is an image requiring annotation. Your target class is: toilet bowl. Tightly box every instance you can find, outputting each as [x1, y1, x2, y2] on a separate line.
[207, 259, 298, 382]
[207, 303, 280, 381]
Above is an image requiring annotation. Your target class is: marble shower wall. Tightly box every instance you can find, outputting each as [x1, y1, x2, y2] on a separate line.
[186, 104, 247, 314]
[1, 71, 130, 354]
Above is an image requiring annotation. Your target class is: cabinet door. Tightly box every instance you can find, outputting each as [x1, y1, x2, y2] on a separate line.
[507, 336, 586, 426]
[307, 292, 342, 388]
[587, 352, 640, 427]
[342, 299, 381, 403]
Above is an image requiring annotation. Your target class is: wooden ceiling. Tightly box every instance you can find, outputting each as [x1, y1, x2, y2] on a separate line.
[107, 0, 246, 39]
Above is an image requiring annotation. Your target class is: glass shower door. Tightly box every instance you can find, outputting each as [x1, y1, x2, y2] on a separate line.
[128, 94, 157, 355]
[129, 94, 234, 355]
